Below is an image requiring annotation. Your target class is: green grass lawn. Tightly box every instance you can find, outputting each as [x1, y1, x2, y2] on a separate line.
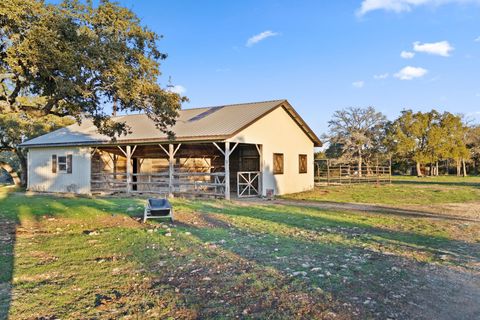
[0, 185, 479, 319]
[283, 176, 480, 205]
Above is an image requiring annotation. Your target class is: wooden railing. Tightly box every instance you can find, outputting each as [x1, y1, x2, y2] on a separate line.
[315, 164, 391, 185]
[173, 172, 225, 196]
[91, 171, 226, 197]
[91, 172, 127, 191]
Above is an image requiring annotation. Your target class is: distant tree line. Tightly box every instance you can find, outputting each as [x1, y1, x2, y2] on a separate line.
[322, 107, 479, 176]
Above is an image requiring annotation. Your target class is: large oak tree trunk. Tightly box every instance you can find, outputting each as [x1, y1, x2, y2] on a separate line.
[456, 160, 461, 176]
[0, 161, 21, 186]
[462, 158, 467, 177]
[16, 149, 28, 187]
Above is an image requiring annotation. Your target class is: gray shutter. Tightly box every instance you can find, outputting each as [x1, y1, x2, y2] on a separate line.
[67, 154, 72, 174]
[52, 155, 57, 173]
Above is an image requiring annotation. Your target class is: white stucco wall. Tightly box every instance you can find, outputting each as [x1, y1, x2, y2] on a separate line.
[27, 147, 91, 194]
[229, 107, 315, 195]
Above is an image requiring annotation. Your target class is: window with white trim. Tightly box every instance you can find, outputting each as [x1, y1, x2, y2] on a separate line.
[58, 156, 67, 172]
[52, 154, 72, 174]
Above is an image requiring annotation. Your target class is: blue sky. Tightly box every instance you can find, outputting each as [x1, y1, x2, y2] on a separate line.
[108, 1, 480, 134]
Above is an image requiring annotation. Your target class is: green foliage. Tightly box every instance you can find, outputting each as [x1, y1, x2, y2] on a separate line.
[0, 0, 185, 184]
[0, 112, 74, 184]
[326, 106, 387, 171]
[284, 176, 480, 205]
[0, 0, 184, 137]
[385, 110, 469, 175]
[0, 113, 74, 151]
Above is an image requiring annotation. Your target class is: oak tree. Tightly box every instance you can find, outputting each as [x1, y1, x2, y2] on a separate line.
[0, 0, 185, 185]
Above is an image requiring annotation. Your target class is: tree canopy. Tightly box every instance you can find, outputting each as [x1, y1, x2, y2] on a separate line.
[326, 106, 387, 176]
[0, 0, 185, 184]
[385, 110, 469, 176]
[0, 0, 184, 136]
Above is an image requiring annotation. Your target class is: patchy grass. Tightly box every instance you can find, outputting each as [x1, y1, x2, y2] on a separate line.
[1, 186, 479, 319]
[391, 175, 480, 185]
[284, 176, 480, 205]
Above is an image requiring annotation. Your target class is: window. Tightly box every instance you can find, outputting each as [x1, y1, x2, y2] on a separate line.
[299, 154, 307, 174]
[52, 154, 72, 174]
[58, 156, 67, 172]
[273, 153, 284, 174]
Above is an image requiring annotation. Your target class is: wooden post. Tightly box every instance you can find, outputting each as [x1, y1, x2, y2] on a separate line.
[126, 145, 132, 193]
[213, 141, 238, 200]
[168, 144, 174, 198]
[389, 156, 392, 184]
[327, 159, 330, 185]
[225, 142, 230, 200]
[255, 144, 263, 196]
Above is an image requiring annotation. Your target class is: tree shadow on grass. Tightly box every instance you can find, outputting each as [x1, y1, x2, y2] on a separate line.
[392, 179, 480, 188]
[0, 216, 16, 319]
[275, 199, 480, 223]
[175, 208, 480, 320]
[181, 201, 480, 266]
[0, 190, 144, 318]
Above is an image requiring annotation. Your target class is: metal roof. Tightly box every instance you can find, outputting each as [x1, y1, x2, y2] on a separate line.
[21, 99, 322, 147]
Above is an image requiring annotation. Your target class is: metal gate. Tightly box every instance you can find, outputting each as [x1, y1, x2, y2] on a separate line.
[237, 171, 261, 198]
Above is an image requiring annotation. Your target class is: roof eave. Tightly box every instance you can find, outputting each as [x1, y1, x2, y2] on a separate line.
[20, 135, 232, 148]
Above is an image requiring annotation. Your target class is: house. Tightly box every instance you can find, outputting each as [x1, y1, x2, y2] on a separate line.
[20, 99, 321, 199]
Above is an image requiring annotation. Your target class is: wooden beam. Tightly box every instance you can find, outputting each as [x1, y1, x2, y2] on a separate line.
[255, 144, 261, 155]
[173, 143, 182, 157]
[224, 142, 230, 200]
[168, 144, 174, 198]
[126, 145, 132, 193]
[212, 142, 225, 156]
[158, 144, 169, 156]
[90, 147, 98, 156]
[131, 145, 138, 157]
[117, 146, 127, 157]
[229, 142, 239, 155]
[256, 144, 263, 196]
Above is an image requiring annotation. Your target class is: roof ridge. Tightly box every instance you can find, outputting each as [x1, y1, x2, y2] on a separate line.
[110, 99, 286, 118]
[185, 99, 286, 110]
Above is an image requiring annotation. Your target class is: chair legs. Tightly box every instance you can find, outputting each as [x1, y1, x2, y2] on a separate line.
[143, 207, 149, 223]
[143, 207, 173, 223]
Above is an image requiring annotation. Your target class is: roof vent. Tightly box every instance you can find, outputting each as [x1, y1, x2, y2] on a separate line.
[188, 106, 224, 122]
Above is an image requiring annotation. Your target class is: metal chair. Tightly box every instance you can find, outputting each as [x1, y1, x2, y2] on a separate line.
[143, 197, 174, 223]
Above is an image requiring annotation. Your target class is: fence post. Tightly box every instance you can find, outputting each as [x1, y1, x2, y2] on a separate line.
[327, 159, 330, 185]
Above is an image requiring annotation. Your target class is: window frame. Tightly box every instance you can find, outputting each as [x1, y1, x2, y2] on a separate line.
[273, 153, 284, 175]
[57, 155, 68, 173]
[299, 154, 308, 174]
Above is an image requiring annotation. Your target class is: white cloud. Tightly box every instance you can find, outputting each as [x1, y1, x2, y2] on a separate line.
[374, 73, 389, 79]
[352, 80, 365, 88]
[167, 85, 186, 95]
[394, 66, 428, 80]
[475, 36, 480, 42]
[413, 41, 454, 56]
[246, 30, 279, 47]
[400, 51, 415, 59]
[357, 0, 480, 16]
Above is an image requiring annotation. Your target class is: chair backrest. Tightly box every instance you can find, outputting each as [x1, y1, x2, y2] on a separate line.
[148, 198, 169, 208]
